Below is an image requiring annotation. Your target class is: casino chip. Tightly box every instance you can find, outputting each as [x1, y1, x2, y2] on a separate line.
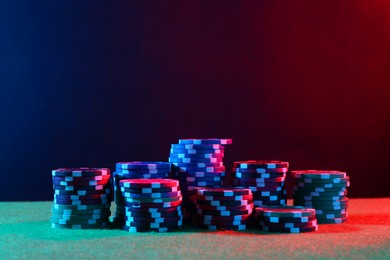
[255, 206, 318, 233]
[112, 161, 171, 226]
[192, 187, 254, 230]
[51, 168, 112, 229]
[119, 179, 182, 232]
[169, 138, 232, 218]
[291, 170, 350, 224]
[232, 161, 288, 208]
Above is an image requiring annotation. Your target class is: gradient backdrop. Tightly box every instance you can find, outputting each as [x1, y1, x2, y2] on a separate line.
[1, 0, 389, 200]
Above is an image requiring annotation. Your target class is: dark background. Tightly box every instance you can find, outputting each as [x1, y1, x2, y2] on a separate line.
[1, 0, 389, 201]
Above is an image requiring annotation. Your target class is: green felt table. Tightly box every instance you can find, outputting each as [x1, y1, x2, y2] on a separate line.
[1, 198, 389, 259]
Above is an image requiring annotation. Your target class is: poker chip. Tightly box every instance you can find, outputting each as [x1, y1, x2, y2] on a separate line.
[292, 170, 350, 224]
[293, 170, 347, 179]
[178, 139, 233, 145]
[121, 225, 180, 233]
[192, 187, 253, 230]
[116, 162, 171, 170]
[195, 223, 247, 231]
[256, 206, 316, 218]
[51, 167, 111, 229]
[234, 172, 287, 179]
[52, 168, 110, 177]
[120, 179, 182, 232]
[258, 225, 318, 233]
[169, 139, 232, 218]
[169, 157, 224, 164]
[234, 160, 289, 169]
[255, 206, 318, 233]
[170, 148, 225, 155]
[234, 167, 289, 174]
[170, 153, 224, 159]
[51, 222, 108, 229]
[232, 161, 288, 208]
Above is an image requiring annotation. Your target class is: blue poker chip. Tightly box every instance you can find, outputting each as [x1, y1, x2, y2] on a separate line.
[54, 188, 111, 196]
[170, 148, 225, 154]
[53, 198, 110, 205]
[234, 161, 289, 169]
[116, 162, 170, 170]
[234, 167, 288, 174]
[169, 153, 224, 159]
[169, 157, 223, 164]
[234, 172, 286, 179]
[121, 225, 180, 233]
[114, 172, 169, 179]
[178, 139, 232, 145]
[174, 171, 226, 178]
[54, 194, 110, 200]
[171, 162, 224, 168]
[172, 165, 225, 173]
[121, 190, 182, 199]
[52, 168, 110, 177]
[179, 180, 222, 187]
[178, 176, 223, 182]
[115, 168, 170, 174]
[53, 184, 111, 191]
[120, 186, 180, 194]
[52, 175, 111, 182]
[51, 222, 109, 229]
[253, 199, 287, 207]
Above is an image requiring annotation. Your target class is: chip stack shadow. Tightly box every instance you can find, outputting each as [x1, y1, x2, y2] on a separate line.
[51, 168, 112, 229]
[119, 179, 183, 232]
[233, 160, 289, 207]
[169, 138, 232, 218]
[292, 170, 350, 224]
[113, 162, 171, 226]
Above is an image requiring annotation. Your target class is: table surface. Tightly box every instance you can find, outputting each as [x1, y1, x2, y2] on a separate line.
[1, 198, 389, 260]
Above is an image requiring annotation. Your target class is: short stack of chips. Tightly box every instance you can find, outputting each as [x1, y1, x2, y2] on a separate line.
[255, 206, 318, 233]
[51, 168, 111, 229]
[113, 162, 171, 225]
[119, 179, 183, 232]
[192, 187, 254, 230]
[292, 170, 350, 224]
[169, 138, 232, 218]
[233, 160, 288, 207]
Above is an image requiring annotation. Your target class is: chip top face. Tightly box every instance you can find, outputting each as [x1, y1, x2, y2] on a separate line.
[178, 139, 233, 145]
[256, 206, 316, 217]
[234, 161, 289, 169]
[116, 162, 171, 170]
[292, 170, 347, 179]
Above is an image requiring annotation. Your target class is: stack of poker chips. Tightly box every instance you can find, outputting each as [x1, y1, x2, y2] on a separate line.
[169, 138, 232, 218]
[255, 206, 318, 233]
[292, 170, 350, 224]
[232, 160, 288, 207]
[192, 187, 254, 230]
[51, 168, 111, 229]
[113, 162, 171, 225]
[119, 179, 183, 232]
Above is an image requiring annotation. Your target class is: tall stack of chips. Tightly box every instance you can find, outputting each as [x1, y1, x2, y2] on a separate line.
[119, 179, 183, 232]
[169, 138, 232, 218]
[292, 170, 350, 224]
[51, 168, 111, 229]
[192, 187, 254, 230]
[232, 160, 288, 207]
[113, 162, 171, 225]
[255, 206, 318, 233]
